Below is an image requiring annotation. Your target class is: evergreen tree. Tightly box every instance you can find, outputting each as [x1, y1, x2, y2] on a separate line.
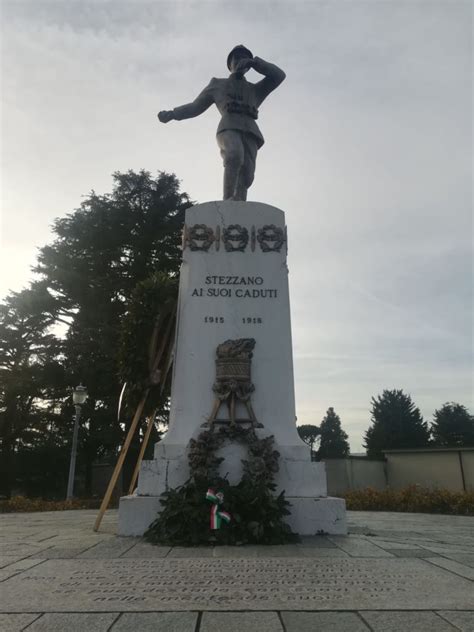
[1, 170, 190, 496]
[364, 389, 430, 459]
[318, 407, 350, 459]
[34, 170, 190, 493]
[0, 285, 66, 498]
[431, 402, 474, 447]
[297, 424, 320, 460]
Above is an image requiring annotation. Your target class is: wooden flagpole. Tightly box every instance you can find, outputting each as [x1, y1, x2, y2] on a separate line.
[93, 302, 177, 532]
[93, 388, 149, 532]
[127, 312, 176, 495]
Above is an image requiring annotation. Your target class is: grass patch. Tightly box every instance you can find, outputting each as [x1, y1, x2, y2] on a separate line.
[344, 485, 474, 515]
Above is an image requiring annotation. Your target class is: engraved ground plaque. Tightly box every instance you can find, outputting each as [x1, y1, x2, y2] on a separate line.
[0, 558, 472, 612]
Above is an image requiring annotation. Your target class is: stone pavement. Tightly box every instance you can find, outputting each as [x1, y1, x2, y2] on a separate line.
[0, 510, 473, 631]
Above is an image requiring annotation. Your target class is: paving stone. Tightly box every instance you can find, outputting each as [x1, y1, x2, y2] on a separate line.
[360, 611, 457, 631]
[26, 613, 119, 631]
[0, 545, 50, 558]
[111, 612, 198, 631]
[420, 548, 474, 567]
[121, 542, 171, 558]
[167, 546, 214, 558]
[282, 611, 369, 631]
[77, 537, 136, 558]
[41, 547, 95, 559]
[437, 610, 474, 631]
[212, 545, 349, 558]
[0, 569, 22, 582]
[298, 536, 337, 547]
[437, 553, 474, 568]
[424, 557, 474, 581]
[1, 509, 473, 618]
[444, 537, 474, 546]
[42, 536, 107, 548]
[34, 533, 61, 543]
[200, 611, 283, 631]
[366, 538, 424, 550]
[327, 536, 394, 557]
[385, 548, 439, 558]
[421, 544, 474, 555]
[294, 546, 350, 557]
[0, 613, 41, 631]
[212, 546, 259, 558]
[348, 526, 375, 535]
[0, 558, 473, 611]
[0, 556, 27, 569]
[0, 558, 45, 571]
[238, 545, 301, 557]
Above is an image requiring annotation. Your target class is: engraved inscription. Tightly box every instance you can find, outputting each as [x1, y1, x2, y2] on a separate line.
[20, 560, 415, 605]
[4, 558, 470, 612]
[191, 275, 278, 300]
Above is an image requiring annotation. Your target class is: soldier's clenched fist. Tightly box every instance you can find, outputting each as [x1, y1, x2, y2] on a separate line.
[158, 110, 174, 123]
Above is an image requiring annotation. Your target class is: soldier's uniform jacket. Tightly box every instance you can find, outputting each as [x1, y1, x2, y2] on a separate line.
[172, 57, 285, 149]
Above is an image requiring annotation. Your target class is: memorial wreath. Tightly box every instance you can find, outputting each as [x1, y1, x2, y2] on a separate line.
[144, 426, 298, 546]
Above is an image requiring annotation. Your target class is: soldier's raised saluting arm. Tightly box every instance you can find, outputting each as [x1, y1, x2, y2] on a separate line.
[157, 55, 285, 123]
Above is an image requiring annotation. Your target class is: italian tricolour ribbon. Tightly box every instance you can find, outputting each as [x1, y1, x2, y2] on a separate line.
[205, 488, 231, 530]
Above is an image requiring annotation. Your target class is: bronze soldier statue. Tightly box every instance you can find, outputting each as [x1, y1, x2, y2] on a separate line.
[158, 45, 285, 201]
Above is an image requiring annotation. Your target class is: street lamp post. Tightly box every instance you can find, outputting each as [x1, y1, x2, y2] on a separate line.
[66, 384, 88, 500]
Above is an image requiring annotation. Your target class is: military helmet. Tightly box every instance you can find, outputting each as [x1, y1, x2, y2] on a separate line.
[227, 45, 253, 70]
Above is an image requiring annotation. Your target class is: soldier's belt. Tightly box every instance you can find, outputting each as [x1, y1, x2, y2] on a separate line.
[226, 101, 258, 120]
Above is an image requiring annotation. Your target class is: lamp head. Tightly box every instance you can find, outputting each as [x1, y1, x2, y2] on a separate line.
[73, 384, 88, 405]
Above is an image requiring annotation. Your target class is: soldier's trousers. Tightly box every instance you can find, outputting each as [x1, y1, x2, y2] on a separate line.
[217, 130, 259, 201]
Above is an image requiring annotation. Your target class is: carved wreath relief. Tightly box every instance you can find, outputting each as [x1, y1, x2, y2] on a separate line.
[184, 224, 286, 253]
[186, 224, 216, 252]
[205, 338, 262, 429]
[222, 224, 249, 252]
[257, 224, 286, 253]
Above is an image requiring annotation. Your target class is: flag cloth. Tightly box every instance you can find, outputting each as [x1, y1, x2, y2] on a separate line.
[206, 488, 231, 530]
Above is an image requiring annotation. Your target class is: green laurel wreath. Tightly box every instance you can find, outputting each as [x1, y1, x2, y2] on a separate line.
[144, 426, 298, 546]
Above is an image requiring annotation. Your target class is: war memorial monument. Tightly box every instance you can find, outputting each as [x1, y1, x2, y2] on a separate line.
[118, 45, 347, 536]
[1, 46, 472, 631]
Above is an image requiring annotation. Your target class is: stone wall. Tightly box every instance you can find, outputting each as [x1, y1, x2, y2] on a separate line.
[325, 458, 387, 496]
[384, 448, 474, 492]
[324, 448, 474, 494]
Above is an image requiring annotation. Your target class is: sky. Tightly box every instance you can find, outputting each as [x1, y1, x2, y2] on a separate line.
[1, 0, 472, 452]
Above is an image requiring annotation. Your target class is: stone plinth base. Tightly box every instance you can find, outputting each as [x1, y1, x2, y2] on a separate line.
[135, 444, 328, 498]
[118, 495, 161, 537]
[284, 497, 347, 535]
[118, 494, 347, 537]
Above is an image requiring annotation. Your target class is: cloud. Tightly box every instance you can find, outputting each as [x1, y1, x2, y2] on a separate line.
[1, 0, 472, 451]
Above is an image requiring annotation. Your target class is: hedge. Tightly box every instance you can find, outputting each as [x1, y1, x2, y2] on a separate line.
[344, 485, 474, 515]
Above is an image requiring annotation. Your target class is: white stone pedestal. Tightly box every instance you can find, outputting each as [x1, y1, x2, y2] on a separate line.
[118, 201, 347, 536]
